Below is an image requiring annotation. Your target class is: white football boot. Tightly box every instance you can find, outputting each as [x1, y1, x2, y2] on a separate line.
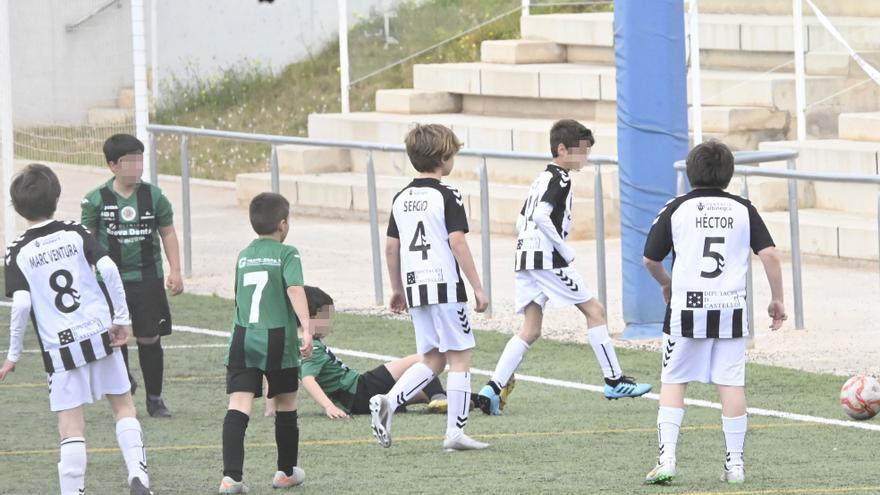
[721, 463, 745, 484]
[218, 476, 249, 494]
[272, 467, 306, 488]
[443, 433, 489, 452]
[645, 458, 676, 485]
[369, 394, 394, 448]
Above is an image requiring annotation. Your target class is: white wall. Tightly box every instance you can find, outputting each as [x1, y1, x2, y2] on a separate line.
[9, 0, 386, 126]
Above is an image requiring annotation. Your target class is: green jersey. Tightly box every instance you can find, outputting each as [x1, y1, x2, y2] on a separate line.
[300, 338, 361, 412]
[226, 239, 304, 371]
[81, 179, 173, 282]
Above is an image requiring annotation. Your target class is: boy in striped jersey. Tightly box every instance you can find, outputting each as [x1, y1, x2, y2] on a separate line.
[1, 164, 153, 495]
[477, 119, 651, 416]
[371, 123, 489, 452]
[643, 141, 786, 485]
[219, 192, 312, 493]
[81, 134, 183, 418]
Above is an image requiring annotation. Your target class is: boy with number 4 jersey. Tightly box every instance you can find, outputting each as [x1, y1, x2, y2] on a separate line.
[370, 123, 490, 452]
[2, 164, 153, 495]
[643, 141, 786, 485]
[477, 119, 651, 416]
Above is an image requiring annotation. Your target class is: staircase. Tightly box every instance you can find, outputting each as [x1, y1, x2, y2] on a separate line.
[236, 2, 880, 256]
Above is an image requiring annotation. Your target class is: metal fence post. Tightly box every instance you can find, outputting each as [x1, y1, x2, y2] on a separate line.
[877, 191, 880, 292]
[786, 158, 805, 329]
[594, 161, 607, 310]
[180, 134, 192, 278]
[741, 176, 755, 346]
[148, 131, 158, 185]
[676, 169, 686, 195]
[270, 144, 280, 194]
[480, 157, 493, 316]
[366, 151, 384, 306]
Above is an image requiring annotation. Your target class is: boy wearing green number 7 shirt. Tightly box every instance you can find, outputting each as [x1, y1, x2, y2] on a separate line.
[218, 192, 313, 494]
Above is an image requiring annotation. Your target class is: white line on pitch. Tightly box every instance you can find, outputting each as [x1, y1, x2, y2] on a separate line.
[1, 302, 876, 433]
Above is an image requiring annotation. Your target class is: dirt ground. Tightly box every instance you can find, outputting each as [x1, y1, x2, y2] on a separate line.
[3, 162, 877, 377]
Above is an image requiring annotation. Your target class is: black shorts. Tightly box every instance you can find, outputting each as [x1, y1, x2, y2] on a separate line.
[349, 365, 396, 414]
[124, 278, 172, 338]
[226, 367, 299, 399]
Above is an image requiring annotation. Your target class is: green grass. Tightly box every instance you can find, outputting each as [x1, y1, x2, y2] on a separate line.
[0, 270, 878, 494]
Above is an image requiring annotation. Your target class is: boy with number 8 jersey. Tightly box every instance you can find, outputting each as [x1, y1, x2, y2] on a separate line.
[219, 192, 313, 494]
[643, 140, 786, 485]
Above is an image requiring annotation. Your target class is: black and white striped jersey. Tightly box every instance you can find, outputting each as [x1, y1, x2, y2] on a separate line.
[644, 188, 774, 339]
[515, 164, 574, 271]
[387, 178, 469, 308]
[5, 220, 116, 373]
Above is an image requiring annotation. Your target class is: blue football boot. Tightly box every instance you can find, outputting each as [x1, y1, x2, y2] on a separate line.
[476, 384, 502, 415]
[604, 376, 652, 400]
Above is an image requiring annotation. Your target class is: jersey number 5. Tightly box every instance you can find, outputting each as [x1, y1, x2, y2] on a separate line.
[243, 271, 268, 323]
[700, 237, 726, 279]
[409, 221, 431, 260]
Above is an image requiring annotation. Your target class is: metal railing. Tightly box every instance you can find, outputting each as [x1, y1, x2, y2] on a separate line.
[676, 149, 880, 334]
[146, 124, 618, 315]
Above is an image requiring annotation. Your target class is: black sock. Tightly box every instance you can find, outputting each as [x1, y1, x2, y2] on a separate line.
[138, 341, 164, 397]
[422, 376, 445, 399]
[223, 409, 250, 482]
[275, 410, 299, 476]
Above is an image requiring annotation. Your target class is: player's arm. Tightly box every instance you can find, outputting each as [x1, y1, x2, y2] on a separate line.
[80, 196, 99, 238]
[643, 201, 674, 303]
[385, 210, 407, 313]
[286, 285, 313, 358]
[757, 246, 786, 331]
[0, 291, 32, 380]
[643, 258, 672, 305]
[96, 256, 133, 346]
[531, 202, 576, 262]
[448, 231, 488, 313]
[301, 375, 350, 419]
[158, 225, 184, 295]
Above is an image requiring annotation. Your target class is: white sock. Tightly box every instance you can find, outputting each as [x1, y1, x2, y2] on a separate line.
[58, 437, 86, 495]
[386, 362, 434, 408]
[446, 371, 471, 438]
[587, 325, 622, 380]
[489, 335, 530, 389]
[657, 407, 685, 461]
[116, 417, 149, 487]
[722, 414, 747, 466]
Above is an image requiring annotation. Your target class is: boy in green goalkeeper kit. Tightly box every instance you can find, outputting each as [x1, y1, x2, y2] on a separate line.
[298, 286, 449, 418]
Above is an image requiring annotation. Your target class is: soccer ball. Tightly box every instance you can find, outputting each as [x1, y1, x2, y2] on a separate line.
[839, 375, 880, 420]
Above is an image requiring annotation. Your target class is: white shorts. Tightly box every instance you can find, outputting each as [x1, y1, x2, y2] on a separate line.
[660, 334, 746, 386]
[409, 302, 476, 355]
[514, 268, 593, 314]
[48, 350, 130, 412]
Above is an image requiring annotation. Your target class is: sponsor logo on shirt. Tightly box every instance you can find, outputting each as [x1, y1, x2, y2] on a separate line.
[121, 206, 137, 222]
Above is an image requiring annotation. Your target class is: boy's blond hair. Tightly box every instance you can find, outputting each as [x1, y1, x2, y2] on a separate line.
[404, 124, 462, 173]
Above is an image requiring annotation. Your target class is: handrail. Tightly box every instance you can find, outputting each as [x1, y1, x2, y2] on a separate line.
[147, 123, 618, 315]
[66, 0, 121, 32]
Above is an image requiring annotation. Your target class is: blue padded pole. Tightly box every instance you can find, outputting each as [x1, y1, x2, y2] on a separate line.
[614, 0, 689, 338]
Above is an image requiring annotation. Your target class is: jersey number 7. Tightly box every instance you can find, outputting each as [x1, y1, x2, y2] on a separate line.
[409, 221, 431, 260]
[242, 270, 268, 323]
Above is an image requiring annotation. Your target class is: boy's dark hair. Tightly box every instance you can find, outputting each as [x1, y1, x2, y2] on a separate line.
[10, 163, 61, 221]
[249, 192, 290, 235]
[686, 140, 735, 189]
[103, 134, 145, 164]
[550, 119, 594, 157]
[404, 123, 462, 173]
[304, 286, 334, 317]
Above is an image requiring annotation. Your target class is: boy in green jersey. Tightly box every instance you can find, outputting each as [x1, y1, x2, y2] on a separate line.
[298, 286, 449, 418]
[219, 192, 313, 494]
[81, 134, 182, 418]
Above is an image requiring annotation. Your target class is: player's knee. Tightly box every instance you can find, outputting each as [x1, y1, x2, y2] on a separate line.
[273, 393, 298, 411]
[583, 299, 606, 322]
[519, 326, 541, 345]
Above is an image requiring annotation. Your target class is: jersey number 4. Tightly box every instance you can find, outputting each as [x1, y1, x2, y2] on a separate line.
[700, 237, 726, 279]
[409, 221, 431, 260]
[243, 271, 268, 323]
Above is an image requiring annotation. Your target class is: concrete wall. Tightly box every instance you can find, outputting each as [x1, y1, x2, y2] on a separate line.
[9, 0, 385, 126]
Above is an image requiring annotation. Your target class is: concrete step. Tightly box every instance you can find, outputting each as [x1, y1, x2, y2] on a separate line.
[276, 145, 351, 175]
[87, 108, 134, 125]
[521, 13, 614, 47]
[117, 87, 154, 109]
[807, 51, 880, 76]
[838, 112, 880, 141]
[234, 172, 618, 239]
[375, 89, 461, 114]
[697, 0, 880, 17]
[759, 139, 880, 214]
[763, 209, 877, 260]
[460, 94, 616, 122]
[481, 39, 566, 64]
[694, 106, 789, 133]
